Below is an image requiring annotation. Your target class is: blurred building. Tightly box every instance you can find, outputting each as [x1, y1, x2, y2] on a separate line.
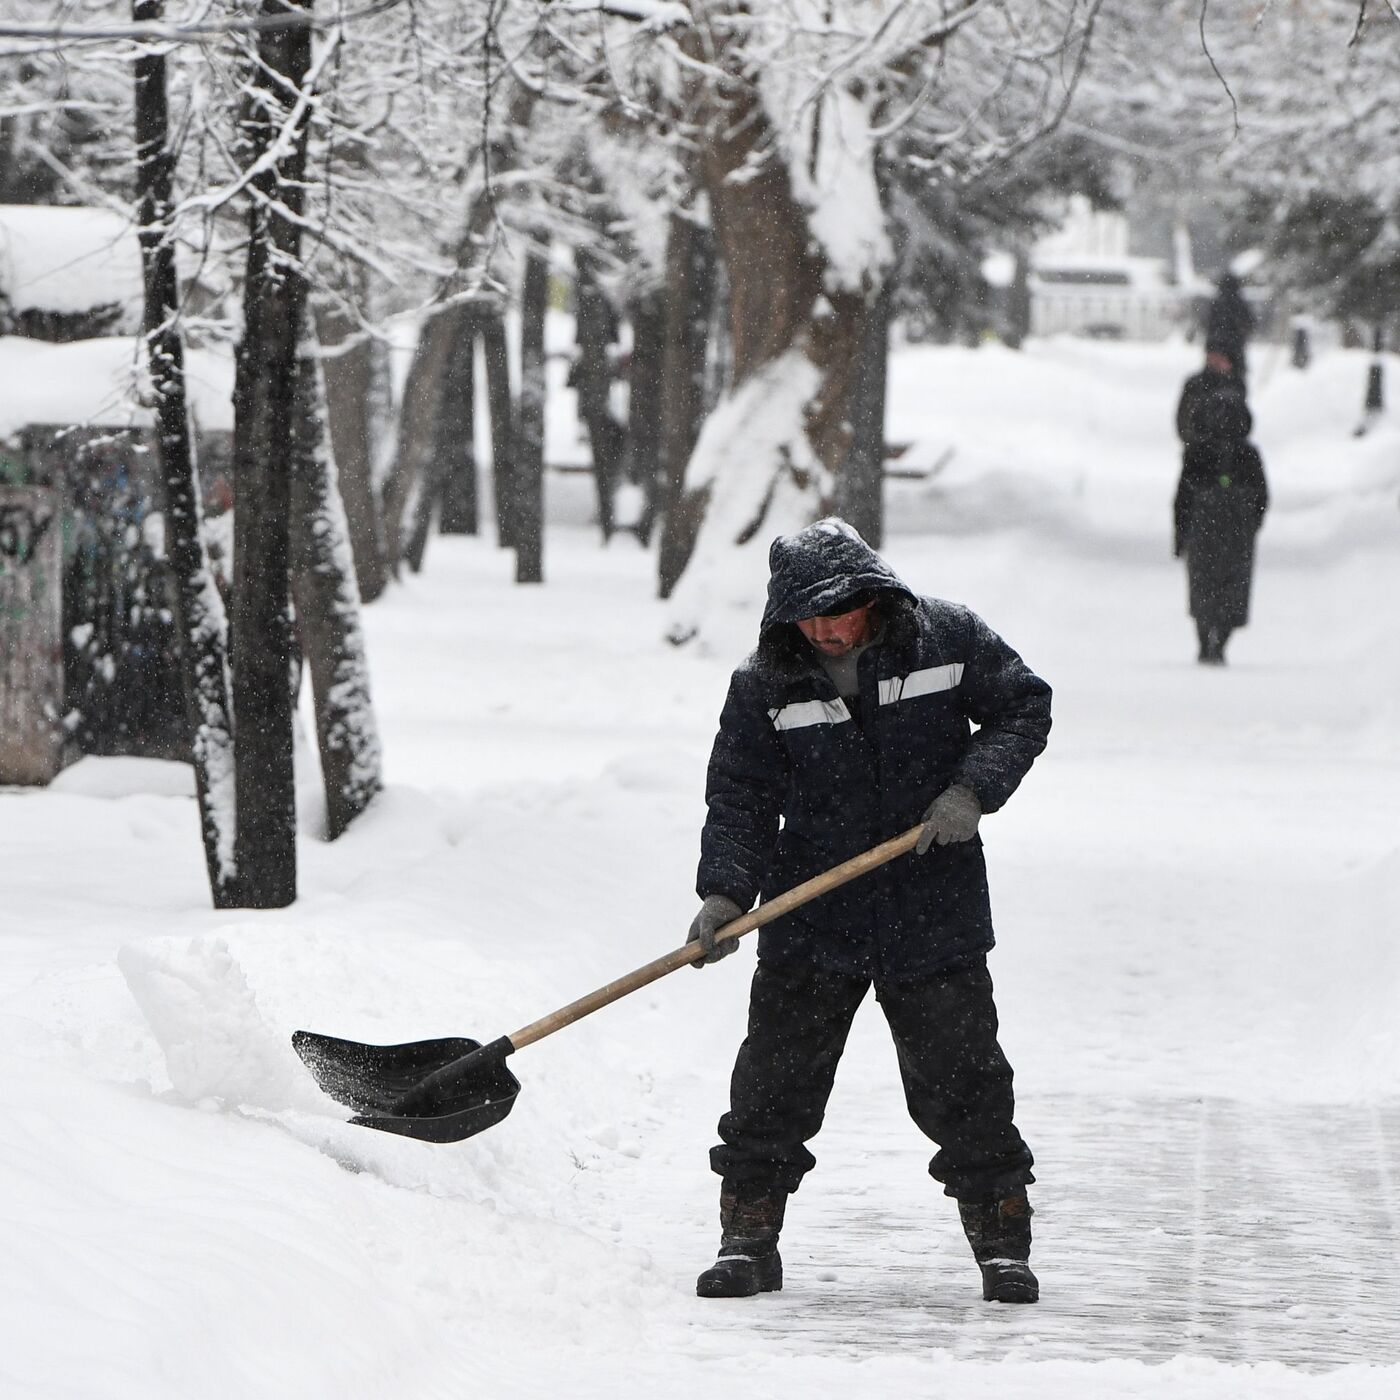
[1028, 195, 1213, 341]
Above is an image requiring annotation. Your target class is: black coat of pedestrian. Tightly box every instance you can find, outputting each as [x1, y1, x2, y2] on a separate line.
[1176, 365, 1238, 447]
[1173, 390, 1268, 632]
[1204, 273, 1255, 381]
[697, 520, 1051, 981]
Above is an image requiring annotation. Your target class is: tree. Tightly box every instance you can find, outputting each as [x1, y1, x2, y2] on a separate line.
[515, 243, 549, 583]
[653, 1, 1105, 639]
[229, 0, 315, 909]
[290, 329, 383, 839]
[132, 0, 237, 906]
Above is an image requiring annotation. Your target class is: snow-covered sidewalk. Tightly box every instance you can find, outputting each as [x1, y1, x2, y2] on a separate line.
[2, 340, 1398, 1398]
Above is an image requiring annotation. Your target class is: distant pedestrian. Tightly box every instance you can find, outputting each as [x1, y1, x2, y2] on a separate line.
[1173, 389, 1268, 665]
[1204, 273, 1255, 383]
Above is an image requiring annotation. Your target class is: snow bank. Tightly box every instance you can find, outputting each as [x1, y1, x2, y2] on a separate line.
[50, 756, 197, 799]
[0, 334, 235, 440]
[117, 936, 313, 1111]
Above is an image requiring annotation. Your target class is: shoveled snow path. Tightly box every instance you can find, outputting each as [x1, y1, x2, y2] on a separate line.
[523, 513, 1400, 1377]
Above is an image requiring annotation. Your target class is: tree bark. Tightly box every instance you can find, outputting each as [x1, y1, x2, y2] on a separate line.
[229, 0, 313, 909]
[402, 308, 480, 573]
[657, 212, 714, 598]
[628, 291, 665, 546]
[514, 247, 548, 583]
[290, 329, 383, 840]
[480, 309, 516, 548]
[1364, 323, 1385, 413]
[837, 272, 891, 548]
[380, 302, 471, 573]
[573, 249, 627, 541]
[437, 311, 479, 535]
[133, 0, 237, 907]
[0, 485, 63, 785]
[1005, 248, 1032, 350]
[314, 300, 388, 602]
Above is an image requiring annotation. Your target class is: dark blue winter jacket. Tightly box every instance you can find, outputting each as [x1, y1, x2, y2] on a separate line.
[697, 520, 1051, 980]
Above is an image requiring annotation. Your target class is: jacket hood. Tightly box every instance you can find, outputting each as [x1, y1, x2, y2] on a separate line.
[759, 518, 916, 640]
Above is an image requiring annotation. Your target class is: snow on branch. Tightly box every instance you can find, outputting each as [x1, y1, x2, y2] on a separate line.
[554, 0, 690, 26]
[0, 0, 409, 48]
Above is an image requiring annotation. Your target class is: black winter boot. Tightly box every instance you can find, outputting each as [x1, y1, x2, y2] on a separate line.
[958, 1190, 1039, 1304]
[696, 1181, 786, 1299]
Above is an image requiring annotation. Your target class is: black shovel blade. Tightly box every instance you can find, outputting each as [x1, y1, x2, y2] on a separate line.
[292, 1031, 521, 1144]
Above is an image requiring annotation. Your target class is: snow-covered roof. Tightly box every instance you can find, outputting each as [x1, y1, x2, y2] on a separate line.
[0, 205, 146, 316]
[1029, 251, 1173, 292]
[0, 335, 234, 440]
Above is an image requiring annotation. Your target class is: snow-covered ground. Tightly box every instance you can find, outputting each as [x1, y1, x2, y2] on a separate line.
[2, 339, 1398, 1399]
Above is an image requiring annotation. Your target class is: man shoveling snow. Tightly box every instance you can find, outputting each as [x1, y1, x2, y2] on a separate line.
[687, 518, 1051, 1304]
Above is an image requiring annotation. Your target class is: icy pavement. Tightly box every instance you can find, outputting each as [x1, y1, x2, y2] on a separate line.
[684, 1092, 1400, 1369]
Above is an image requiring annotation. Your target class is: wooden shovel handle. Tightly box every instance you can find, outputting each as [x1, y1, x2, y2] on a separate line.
[507, 824, 925, 1051]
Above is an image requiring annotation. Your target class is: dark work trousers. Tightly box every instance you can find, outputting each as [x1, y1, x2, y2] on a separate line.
[711, 955, 1034, 1202]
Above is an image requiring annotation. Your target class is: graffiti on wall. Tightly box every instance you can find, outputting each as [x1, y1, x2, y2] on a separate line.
[0, 501, 55, 566]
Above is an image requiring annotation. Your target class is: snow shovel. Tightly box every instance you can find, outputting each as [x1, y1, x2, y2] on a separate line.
[293, 823, 925, 1144]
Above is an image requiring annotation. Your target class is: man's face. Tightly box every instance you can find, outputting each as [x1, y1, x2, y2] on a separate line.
[1205, 351, 1233, 374]
[796, 603, 875, 657]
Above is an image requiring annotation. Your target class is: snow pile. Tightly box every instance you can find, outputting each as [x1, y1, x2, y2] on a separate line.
[0, 334, 235, 440]
[117, 936, 313, 1112]
[51, 755, 198, 799]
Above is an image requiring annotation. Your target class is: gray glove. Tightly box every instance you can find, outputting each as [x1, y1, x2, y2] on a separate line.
[687, 894, 744, 967]
[916, 784, 982, 854]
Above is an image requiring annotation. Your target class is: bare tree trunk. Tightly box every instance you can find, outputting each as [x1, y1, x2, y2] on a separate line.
[438, 312, 479, 535]
[657, 212, 714, 597]
[380, 302, 471, 573]
[229, 0, 313, 909]
[574, 249, 627, 541]
[290, 329, 383, 839]
[514, 247, 548, 583]
[480, 309, 516, 547]
[401, 472, 438, 573]
[837, 273, 891, 548]
[629, 291, 665, 546]
[133, 0, 237, 907]
[1365, 323, 1385, 412]
[1005, 248, 1032, 350]
[314, 300, 388, 602]
[404, 307, 483, 572]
